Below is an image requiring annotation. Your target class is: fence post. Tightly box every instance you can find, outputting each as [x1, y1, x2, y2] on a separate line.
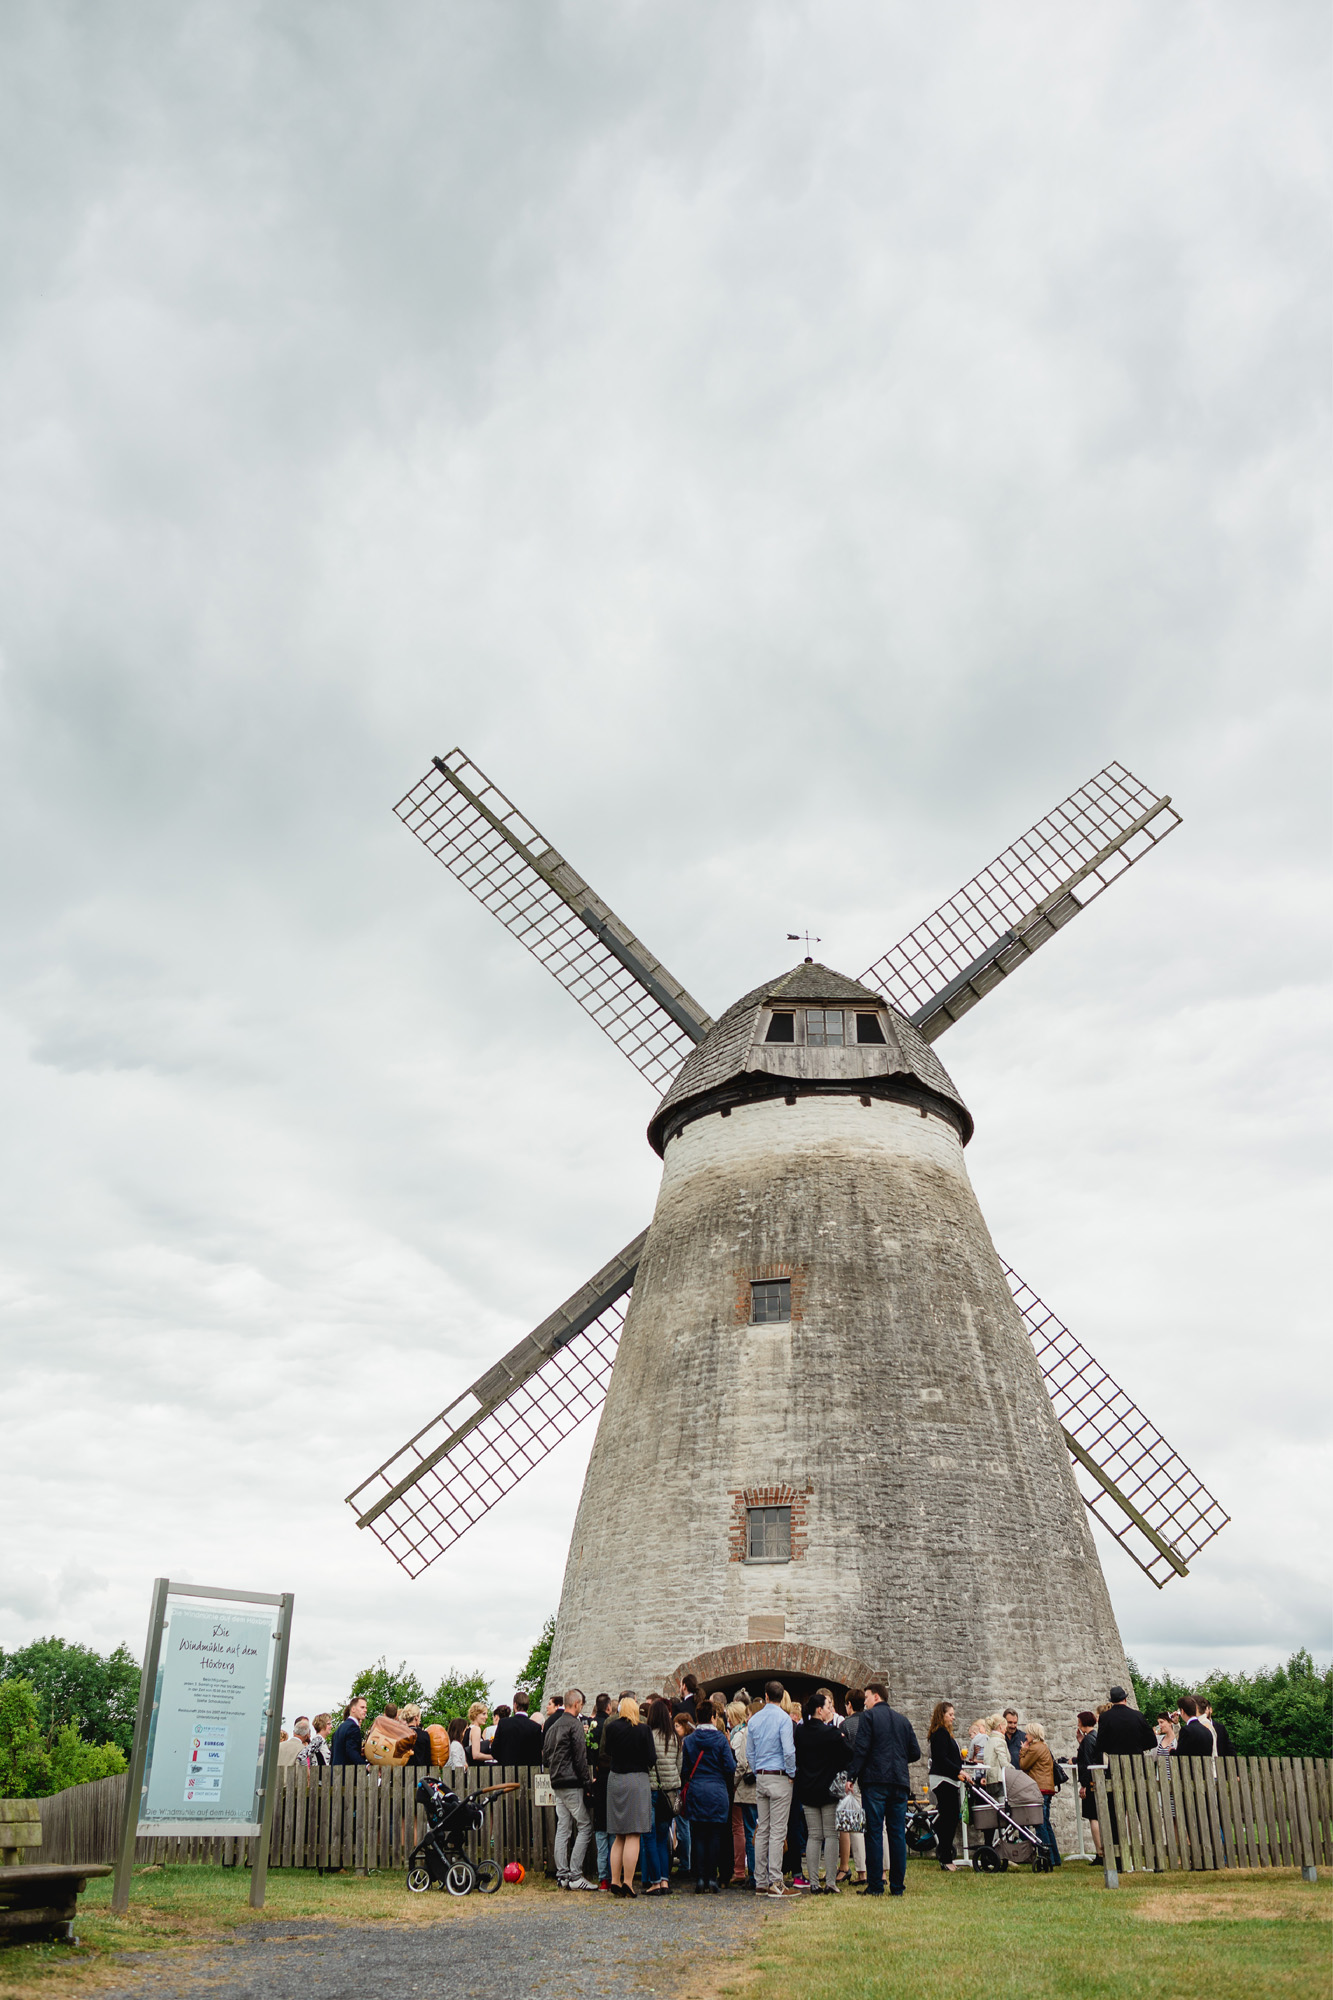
[1090, 1767, 1117, 1887]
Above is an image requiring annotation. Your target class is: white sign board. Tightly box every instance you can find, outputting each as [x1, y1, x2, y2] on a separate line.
[533, 1772, 554, 1808]
[138, 1603, 278, 1836]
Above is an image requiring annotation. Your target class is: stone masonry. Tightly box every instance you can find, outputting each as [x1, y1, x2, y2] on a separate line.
[546, 967, 1131, 1746]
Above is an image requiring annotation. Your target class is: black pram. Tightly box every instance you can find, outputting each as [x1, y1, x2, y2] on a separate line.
[965, 1767, 1054, 1872]
[407, 1777, 515, 1896]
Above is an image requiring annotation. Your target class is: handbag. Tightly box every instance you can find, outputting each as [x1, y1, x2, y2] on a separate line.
[678, 1747, 706, 1816]
[835, 1789, 864, 1833]
[653, 1788, 674, 1827]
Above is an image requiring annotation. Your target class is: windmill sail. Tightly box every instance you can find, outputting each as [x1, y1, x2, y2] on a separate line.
[861, 762, 1181, 1043]
[349, 1242, 1223, 1588]
[396, 752, 712, 1091]
[1003, 1264, 1230, 1588]
[345, 1233, 644, 1580]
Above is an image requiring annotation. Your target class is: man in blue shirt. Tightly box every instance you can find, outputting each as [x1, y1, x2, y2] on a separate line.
[845, 1682, 921, 1897]
[746, 1681, 797, 1897]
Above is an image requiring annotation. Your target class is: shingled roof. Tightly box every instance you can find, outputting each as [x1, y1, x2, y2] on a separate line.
[647, 961, 970, 1153]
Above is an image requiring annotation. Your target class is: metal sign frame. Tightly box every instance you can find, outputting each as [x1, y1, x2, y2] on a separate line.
[112, 1579, 294, 1913]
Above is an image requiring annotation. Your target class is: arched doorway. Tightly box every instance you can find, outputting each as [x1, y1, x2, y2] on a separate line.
[670, 1642, 882, 1713]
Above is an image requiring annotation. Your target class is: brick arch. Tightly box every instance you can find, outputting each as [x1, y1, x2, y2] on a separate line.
[671, 1641, 884, 1693]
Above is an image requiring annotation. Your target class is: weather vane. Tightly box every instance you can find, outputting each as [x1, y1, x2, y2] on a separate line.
[787, 930, 821, 954]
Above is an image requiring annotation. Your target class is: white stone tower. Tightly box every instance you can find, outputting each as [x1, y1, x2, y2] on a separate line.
[545, 962, 1130, 1720]
[351, 752, 1228, 1738]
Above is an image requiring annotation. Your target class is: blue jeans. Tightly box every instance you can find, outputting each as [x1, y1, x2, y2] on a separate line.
[1040, 1795, 1061, 1867]
[742, 1802, 757, 1879]
[673, 1815, 691, 1874]
[595, 1830, 611, 1884]
[862, 1787, 908, 1895]
[640, 1814, 669, 1885]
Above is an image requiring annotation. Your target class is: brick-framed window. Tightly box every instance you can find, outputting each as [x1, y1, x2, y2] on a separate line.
[746, 1505, 791, 1562]
[733, 1264, 807, 1327]
[750, 1279, 790, 1324]
[728, 1484, 811, 1564]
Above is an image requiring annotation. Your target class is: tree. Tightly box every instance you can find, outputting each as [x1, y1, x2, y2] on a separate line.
[425, 1668, 493, 1723]
[0, 1638, 140, 1756]
[0, 1680, 51, 1798]
[1129, 1650, 1332, 1758]
[513, 1616, 556, 1707]
[348, 1658, 426, 1718]
[47, 1725, 126, 1792]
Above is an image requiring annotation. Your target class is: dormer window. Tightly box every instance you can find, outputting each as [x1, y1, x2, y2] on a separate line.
[855, 1013, 886, 1044]
[805, 1009, 844, 1047]
[765, 1011, 795, 1043]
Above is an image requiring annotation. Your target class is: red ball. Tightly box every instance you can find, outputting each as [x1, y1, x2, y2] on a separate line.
[502, 1862, 524, 1883]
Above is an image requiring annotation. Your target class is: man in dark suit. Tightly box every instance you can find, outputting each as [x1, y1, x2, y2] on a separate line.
[330, 1697, 367, 1767]
[1174, 1696, 1216, 1758]
[845, 1682, 921, 1898]
[1095, 1685, 1156, 1758]
[489, 1693, 545, 1766]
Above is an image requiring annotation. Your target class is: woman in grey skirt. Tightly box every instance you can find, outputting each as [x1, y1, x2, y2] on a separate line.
[602, 1696, 656, 1897]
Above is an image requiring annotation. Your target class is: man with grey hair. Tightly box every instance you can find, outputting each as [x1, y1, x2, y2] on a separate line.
[542, 1689, 596, 1890]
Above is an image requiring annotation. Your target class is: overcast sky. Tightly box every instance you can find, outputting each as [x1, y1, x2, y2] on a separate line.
[1, 1, 1328, 1725]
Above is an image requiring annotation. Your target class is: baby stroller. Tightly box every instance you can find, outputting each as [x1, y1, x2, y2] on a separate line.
[964, 1768, 1054, 1873]
[906, 1793, 942, 1858]
[407, 1777, 517, 1896]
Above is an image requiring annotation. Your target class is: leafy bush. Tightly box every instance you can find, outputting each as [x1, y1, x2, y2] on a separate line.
[1129, 1650, 1332, 1757]
[0, 1679, 52, 1798]
[348, 1657, 426, 1717]
[514, 1616, 555, 1706]
[47, 1724, 126, 1791]
[0, 1637, 140, 1755]
[424, 1668, 493, 1723]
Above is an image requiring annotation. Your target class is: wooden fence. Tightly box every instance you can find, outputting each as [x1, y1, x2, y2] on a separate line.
[1091, 1755, 1330, 1885]
[38, 1766, 554, 1876]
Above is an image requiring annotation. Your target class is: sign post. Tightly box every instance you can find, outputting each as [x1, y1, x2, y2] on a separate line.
[112, 1581, 294, 1914]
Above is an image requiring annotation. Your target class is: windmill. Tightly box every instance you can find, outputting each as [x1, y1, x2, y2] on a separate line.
[347, 753, 1227, 1720]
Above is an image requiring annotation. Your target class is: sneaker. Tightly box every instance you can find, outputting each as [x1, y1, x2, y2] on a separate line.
[766, 1884, 785, 1899]
[792, 1876, 809, 1889]
[569, 1877, 598, 1891]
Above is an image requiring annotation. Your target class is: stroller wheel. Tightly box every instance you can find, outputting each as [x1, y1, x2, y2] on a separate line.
[406, 1865, 432, 1894]
[474, 1859, 503, 1895]
[973, 1848, 1005, 1872]
[445, 1860, 477, 1897]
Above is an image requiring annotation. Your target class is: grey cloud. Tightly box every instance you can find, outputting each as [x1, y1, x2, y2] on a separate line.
[0, 0, 1327, 1699]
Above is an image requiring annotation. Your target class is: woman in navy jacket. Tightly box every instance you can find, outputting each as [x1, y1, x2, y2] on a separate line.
[680, 1714, 736, 1893]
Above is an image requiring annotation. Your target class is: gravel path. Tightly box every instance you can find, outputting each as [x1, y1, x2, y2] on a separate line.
[99, 1893, 782, 1999]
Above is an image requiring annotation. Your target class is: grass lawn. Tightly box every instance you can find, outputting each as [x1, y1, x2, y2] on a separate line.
[714, 1861, 1331, 2000]
[0, 1859, 1326, 2000]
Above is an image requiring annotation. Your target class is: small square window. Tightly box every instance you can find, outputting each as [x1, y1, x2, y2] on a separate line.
[765, 1011, 795, 1043]
[855, 1012, 887, 1044]
[806, 1008, 844, 1047]
[751, 1279, 791, 1324]
[746, 1505, 792, 1563]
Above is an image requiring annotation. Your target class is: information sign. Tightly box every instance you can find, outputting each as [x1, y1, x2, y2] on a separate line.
[113, 1579, 293, 1914]
[140, 1603, 277, 1834]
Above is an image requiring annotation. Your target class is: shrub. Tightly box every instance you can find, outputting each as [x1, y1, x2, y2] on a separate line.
[348, 1657, 427, 1718]
[424, 1668, 492, 1723]
[0, 1679, 52, 1798]
[47, 1724, 127, 1792]
[513, 1616, 555, 1707]
[0, 1637, 140, 1756]
[1129, 1649, 1332, 1757]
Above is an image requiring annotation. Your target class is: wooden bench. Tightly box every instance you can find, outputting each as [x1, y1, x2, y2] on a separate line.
[0, 1863, 113, 1946]
[0, 1799, 40, 1868]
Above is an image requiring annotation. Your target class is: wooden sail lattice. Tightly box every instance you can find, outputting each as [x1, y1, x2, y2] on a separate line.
[861, 762, 1181, 1041]
[396, 752, 710, 1092]
[1004, 1263, 1230, 1588]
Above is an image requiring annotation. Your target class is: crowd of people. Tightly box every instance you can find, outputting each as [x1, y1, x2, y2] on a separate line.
[273, 1672, 1227, 1895]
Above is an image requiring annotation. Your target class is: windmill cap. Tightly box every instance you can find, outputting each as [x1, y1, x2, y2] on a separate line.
[646, 960, 972, 1155]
